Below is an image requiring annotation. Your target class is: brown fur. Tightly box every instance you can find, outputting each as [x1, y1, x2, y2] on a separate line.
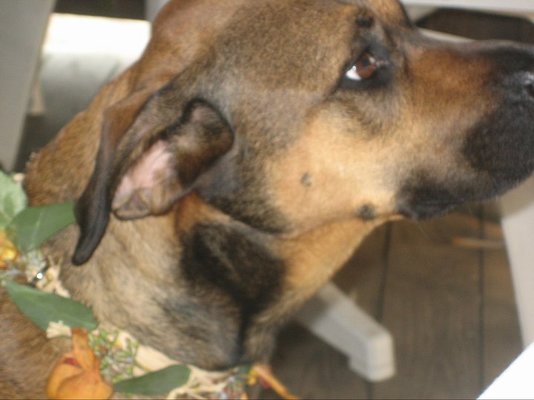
[3, 0, 534, 397]
[0, 287, 68, 398]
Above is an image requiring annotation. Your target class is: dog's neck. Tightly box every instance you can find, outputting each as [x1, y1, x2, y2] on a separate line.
[175, 194, 387, 363]
[56, 193, 385, 369]
[175, 193, 385, 305]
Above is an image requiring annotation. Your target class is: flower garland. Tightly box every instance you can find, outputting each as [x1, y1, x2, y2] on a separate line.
[0, 171, 297, 400]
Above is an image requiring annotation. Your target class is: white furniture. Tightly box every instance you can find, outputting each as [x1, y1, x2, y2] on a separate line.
[296, 283, 395, 381]
[501, 180, 534, 346]
[479, 343, 534, 399]
[146, 0, 168, 22]
[0, 0, 55, 170]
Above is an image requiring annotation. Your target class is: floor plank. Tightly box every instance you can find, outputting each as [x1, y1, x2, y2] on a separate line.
[267, 323, 368, 399]
[373, 215, 483, 399]
[335, 224, 390, 321]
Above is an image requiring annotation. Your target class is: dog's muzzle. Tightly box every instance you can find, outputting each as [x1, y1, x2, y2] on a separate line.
[398, 44, 534, 220]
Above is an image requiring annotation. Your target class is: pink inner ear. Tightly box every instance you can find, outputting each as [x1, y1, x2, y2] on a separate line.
[114, 140, 173, 206]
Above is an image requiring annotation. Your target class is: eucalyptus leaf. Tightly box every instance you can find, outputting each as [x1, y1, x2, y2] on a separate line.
[4, 280, 97, 331]
[114, 365, 191, 396]
[0, 172, 27, 229]
[7, 202, 75, 253]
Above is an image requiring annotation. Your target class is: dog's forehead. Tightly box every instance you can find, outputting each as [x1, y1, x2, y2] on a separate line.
[218, 0, 410, 53]
[210, 1, 359, 90]
[214, 1, 403, 85]
[200, 0, 413, 133]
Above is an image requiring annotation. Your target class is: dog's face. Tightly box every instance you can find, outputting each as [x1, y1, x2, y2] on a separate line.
[200, 0, 534, 229]
[73, 0, 534, 262]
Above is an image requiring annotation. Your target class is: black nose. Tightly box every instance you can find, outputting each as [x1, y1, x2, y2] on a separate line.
[461, 45, 534, 197]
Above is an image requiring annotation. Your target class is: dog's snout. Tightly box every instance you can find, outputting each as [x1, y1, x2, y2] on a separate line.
[461, 47, 534, 199]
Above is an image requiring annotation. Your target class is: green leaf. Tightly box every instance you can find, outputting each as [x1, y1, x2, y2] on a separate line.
[0, 172, 27, 229]
[114, 365, 191, 396]
[4, 280, 97, 331]
[7, 202, 75, 253]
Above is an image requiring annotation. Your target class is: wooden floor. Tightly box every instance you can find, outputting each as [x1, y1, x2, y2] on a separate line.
[267, 209, 521, 399]
[15, 7, 525, 400]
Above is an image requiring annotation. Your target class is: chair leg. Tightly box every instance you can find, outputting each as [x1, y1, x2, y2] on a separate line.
[0, 0, 55, 170]
[296, 282, 395, 382]
[500, 176, 534, 347]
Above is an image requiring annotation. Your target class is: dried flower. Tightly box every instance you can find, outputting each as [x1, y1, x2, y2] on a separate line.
[0, 231, 18, 269]
[47, 328, 113, 400]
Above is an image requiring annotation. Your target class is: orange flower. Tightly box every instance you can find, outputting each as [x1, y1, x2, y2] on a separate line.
[0, 231, 18, 269]
[47, 328, 113, 400]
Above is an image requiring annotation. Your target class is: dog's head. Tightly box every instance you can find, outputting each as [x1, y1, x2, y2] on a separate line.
[73, 0, 534, 265]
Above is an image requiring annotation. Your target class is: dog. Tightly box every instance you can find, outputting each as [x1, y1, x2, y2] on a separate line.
[2, 0, 534, 397]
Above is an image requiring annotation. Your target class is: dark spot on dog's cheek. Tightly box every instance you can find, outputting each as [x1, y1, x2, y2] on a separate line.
[300, 173, 313, 188]
[357, 204, 376, 221]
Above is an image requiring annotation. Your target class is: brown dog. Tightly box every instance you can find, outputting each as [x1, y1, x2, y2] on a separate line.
[2, 0, 534, 397]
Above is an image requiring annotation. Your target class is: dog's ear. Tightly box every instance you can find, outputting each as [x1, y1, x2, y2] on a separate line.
[112, 100, 233, 219]
[72, 99, 233, 265]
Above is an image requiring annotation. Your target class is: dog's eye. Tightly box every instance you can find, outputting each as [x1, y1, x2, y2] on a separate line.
[345, 52, 379, 81]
